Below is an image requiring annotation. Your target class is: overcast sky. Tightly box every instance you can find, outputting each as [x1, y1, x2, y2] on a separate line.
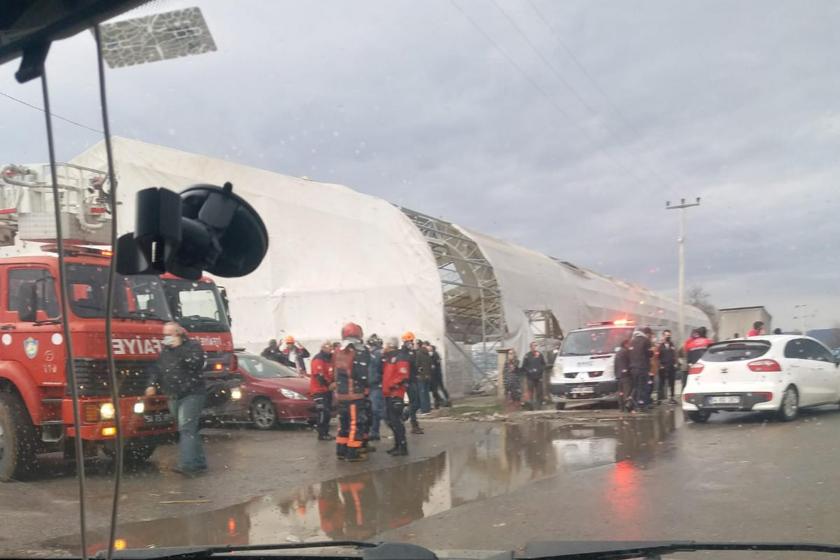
[2, 0, 839, 330]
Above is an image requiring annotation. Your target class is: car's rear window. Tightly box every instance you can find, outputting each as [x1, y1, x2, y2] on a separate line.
[703, 341, 771, 362]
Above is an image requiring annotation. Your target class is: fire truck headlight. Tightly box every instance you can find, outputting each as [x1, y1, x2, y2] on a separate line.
[231, 387, 242, 401]
[133, 402, 145, 414]
[100, 402, 116, 420]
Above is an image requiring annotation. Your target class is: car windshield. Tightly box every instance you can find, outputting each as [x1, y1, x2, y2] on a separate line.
[4, 1, 840, 558]
[239, 354, 298, 378]
[162, 278, 229, 333]
[561, 328, 634, 356]
[66, 264, 171, 321]
[703, 341, 772, 362]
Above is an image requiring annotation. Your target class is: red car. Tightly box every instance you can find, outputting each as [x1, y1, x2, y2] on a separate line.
[217, 351, 316, 429]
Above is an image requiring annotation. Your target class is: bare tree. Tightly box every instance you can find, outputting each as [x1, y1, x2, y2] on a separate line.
[688, 286, 719, 335]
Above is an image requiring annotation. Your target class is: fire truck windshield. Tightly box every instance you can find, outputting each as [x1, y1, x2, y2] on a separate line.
[162, 278, 230, 333]
[66, 264, 172, 321]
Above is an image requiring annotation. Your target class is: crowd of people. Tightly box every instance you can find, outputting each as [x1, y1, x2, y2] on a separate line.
[260, 324, 450, 463]
[502, 321, 773, 414]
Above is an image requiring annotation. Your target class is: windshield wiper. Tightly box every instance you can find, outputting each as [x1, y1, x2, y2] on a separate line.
[523, 540, 840, 559]
[96, 540, 379, 560]
[116, 310, 167, 322]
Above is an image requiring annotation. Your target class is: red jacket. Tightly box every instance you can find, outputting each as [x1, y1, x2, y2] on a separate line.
[684, 337, 713, 364]
[310, 350, 334, 394]
[382, 350, 410, 398]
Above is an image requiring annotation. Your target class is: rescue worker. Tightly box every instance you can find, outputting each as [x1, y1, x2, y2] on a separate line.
[615, 338, 633, 412]
[504, 348, 522, 403]
[367, 334, 384, 441]
[657, 329, 677, 404]
[429, 344, 450, 408]
[261, 339, 284, 363]
[310, 341, 335, 441]
[628, 327, 653, 409]
[521, 341, 546, 410]
[683, 326, 713, 389]
[416, 340, 433, 413]
[401, 331, 424, 434]
[747, 321, 765, 337]
[333, 323, 372, 462]
[282, 335, 311, 374]
[382, 337, 410, 456]
[146, 322, 207, 475]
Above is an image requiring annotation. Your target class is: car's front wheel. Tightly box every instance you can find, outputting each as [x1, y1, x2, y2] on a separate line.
[250, 398, 277, 430]
[777, 385, 799, 422]
[686, 410, 711, 423]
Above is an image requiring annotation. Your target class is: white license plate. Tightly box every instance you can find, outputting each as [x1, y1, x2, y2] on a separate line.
[708, 396, 740, 405]
[570, 387, 595, 395]
[144, 412, 173, 424]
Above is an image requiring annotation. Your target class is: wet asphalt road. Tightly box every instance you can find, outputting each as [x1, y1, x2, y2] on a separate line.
[3, 404, 840, 557]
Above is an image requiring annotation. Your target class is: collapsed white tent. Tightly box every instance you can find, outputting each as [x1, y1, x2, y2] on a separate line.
[4, 137, 710, 396]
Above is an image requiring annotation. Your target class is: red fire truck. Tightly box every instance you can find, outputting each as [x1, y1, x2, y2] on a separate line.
[0, 163, 238, 480]
[0, 249, 176, 480]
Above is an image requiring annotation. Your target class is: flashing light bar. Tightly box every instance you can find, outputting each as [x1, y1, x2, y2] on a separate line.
[586, 319, 636, 327]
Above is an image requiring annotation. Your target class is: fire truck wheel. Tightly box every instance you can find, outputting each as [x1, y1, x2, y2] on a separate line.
[0, 392, 38, 482]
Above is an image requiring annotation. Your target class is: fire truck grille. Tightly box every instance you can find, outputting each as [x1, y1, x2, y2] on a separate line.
[69, 359, 154, 397]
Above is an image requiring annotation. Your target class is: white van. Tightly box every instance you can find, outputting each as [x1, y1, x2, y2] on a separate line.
[549, 321, 636, 409]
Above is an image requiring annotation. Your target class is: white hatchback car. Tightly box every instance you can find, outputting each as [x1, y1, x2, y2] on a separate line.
[682, 335, 840, 422]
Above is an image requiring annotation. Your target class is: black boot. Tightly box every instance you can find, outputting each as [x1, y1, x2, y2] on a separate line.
[392, 442, 408, 456]
[346, 448, 368, 462]
[336, 443, 347, 461]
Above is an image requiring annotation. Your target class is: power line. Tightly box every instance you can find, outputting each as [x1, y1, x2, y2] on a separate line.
[448, 0, 648, 187]
[490, 0, 673, 189]
[0, 90, 103, 134]
[524, 0, 684, 186]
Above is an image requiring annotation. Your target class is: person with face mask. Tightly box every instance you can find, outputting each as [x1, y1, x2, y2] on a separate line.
[657, 329, 678, 404]
[146, 322, 208, 475]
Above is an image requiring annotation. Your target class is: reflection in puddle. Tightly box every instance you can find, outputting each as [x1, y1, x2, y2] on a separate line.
[51, 409, 678, 552]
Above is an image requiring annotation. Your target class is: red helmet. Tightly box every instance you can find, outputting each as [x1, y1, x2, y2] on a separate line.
[341, 322, 363, 340]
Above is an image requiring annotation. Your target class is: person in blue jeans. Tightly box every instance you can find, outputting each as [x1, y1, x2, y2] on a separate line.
[416, 340, 433, 413]
[366, 334, 385, 441]
[146, 322, 208, 475]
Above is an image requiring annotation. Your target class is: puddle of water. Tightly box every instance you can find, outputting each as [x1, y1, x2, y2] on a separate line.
[48, 408, 678, 553]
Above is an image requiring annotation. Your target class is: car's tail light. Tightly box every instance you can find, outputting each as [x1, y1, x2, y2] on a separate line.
[589, 371, 603, 378]
[753, 392, 773, 402]
[688, 363, 704, 375]
[683, 393, 695, 402]
[748, 359, 781, 372]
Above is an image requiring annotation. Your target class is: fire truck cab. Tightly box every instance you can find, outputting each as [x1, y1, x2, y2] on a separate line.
[0, 251, 175, 480]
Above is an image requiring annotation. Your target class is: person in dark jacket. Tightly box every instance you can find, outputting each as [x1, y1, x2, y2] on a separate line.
[367, 334, 384, 441]
[400, 332, 424, 434]
[614, 338, 633, 412]
[657, 329, 678, 404]
[628, 327, 654, 409]
[428, 344, 450, 408]
[261, 339, 284, 363]
[146, 322, 207, 475]
[521, 342, 547, 409]
[382, 337, 410, 456]
[310, 341, 335, 441]
[415, 341, 433, 413]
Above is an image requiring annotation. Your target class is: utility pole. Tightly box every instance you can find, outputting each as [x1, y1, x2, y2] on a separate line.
[666, 197, 701, 342]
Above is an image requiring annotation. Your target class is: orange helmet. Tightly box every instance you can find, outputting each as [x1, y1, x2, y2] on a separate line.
[284, 335, 295, 344]
[341, 322, 363, 341]
[401, 331, 416, 342]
